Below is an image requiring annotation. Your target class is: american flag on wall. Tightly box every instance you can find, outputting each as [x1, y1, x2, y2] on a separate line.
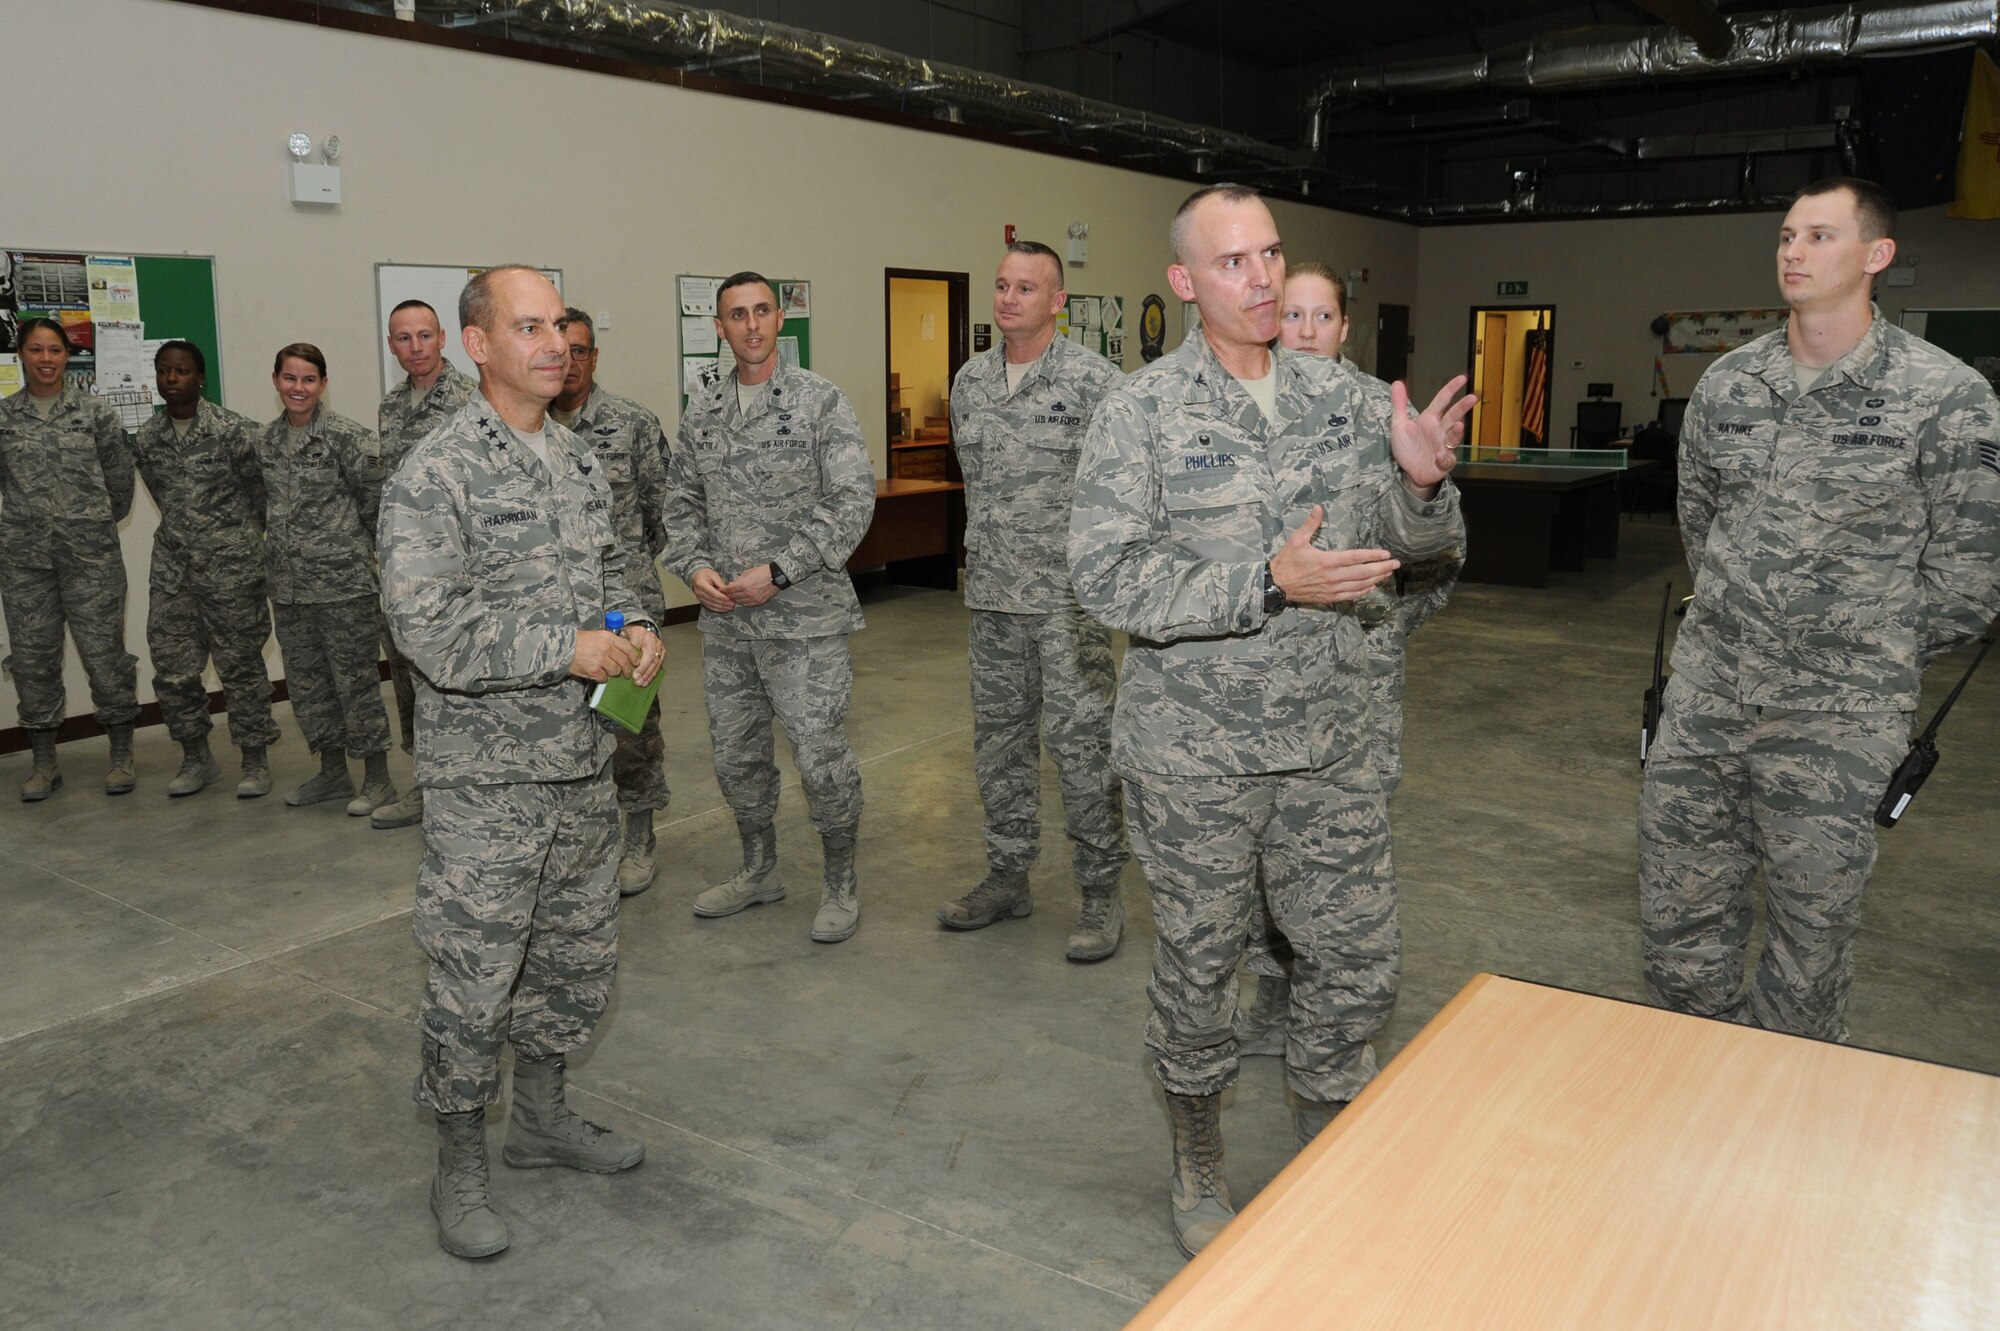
[1520, 319, 1549, 445]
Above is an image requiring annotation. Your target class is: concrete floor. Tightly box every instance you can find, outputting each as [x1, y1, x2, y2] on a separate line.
[3, 520, 1996, 1330]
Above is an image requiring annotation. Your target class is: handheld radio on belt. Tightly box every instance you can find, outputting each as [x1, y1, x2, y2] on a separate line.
[1875, 632, 1995, 828]
[1641, 581, 1672, 766]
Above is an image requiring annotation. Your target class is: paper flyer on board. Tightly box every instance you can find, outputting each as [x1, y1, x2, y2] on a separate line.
[679, 276, 717, 316]
[680, 316, 716, 354]
[87, 256, 140, 321]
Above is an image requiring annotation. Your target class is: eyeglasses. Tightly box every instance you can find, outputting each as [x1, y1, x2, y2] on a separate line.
[568, 345, 596, 361]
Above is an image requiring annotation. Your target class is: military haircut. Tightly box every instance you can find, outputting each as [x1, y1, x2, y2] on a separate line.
[458, 264, 545, 333]
[716, 271, 776, 307]
[1170, 183, 1261, 263]
[1287, 261, 1347, 316]
[154, 339, 207, 375]
[564, 307, 596, 346]
[389, 298, 440, 322]
[16, 316, 72, 353]
[1005, 240, 1064, 289]
[273, 341, 327, 376]
[1795, 176, 1897, 241]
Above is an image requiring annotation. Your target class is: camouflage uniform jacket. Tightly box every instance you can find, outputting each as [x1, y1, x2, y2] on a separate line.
[662, 362, 875, 640]
[952, 333, 1123, 613]
[255, 405, 380, 605]
[377, 359, 476, 477]
[378, 391, 643, 788]
[0, 386, 133, 568]
[1069, 335, 1464, 779]
[1675, 312, 2000, 712]
[132, 399, 267, 595]
[569, 384, 670, 620]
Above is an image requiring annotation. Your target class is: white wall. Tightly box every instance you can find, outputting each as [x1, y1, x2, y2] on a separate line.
[1413, 206, 2000, 443]
[7, 0, 1420, 729]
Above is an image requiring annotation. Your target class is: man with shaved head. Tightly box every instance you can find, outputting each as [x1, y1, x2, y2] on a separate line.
[1070, 184, 1472, 1258]
[379, 265, 664, 1259]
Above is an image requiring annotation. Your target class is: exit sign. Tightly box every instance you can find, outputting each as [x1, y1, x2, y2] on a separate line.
[1497, 280, 1530, 297]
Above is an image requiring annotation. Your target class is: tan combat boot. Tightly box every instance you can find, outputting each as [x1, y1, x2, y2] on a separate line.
[104, 722, 137, 795]
[432, 1109, 509, 1259]
[166, 736, 221, 797]
[503, 1055, 645, 1173]
[19, 730, 61, 802]
[811, 833, 860, 943]
[1166, 1091, 1234, 1259]
[692, 822, 784, 917]
[615, 812, 658, 897]
[1066, 881, 1125, 962]
[936, 869, 1031, 930]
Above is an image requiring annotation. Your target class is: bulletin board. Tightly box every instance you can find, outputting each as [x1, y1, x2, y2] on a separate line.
[374, 262, 563, 395]
[675, 274, 813, 407]
[1901, 308, 2000, 391]
[0, 248, 222, 429]
[1058, 293, 1125, 363]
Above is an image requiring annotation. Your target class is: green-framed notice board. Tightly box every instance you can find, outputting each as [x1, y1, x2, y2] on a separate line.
[675, 274, 813, 408]
[1, 249, 222, 429]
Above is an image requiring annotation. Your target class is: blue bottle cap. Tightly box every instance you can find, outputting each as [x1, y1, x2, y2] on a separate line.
[604, 611, 625, 632]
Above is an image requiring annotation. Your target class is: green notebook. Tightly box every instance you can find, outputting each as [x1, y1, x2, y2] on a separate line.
[589, 670, 662, 735]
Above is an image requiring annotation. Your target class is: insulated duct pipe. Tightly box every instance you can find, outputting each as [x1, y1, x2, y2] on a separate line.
[492, 0, 1317, 177]
[1304, 0, 2000, 154]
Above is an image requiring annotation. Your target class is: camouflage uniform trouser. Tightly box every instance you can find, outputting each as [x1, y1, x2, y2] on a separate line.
[1245, 648, 1402, 982]
[413, 762, 621, 1112]
[271, 595, 392, 757]
[612, 696, 671, 815]
[380, 621, 416, 754]
[702, 634, 861, 835]
[0, 540, 138, 730]
[1128, 752, 1398, 1103]
[1638, 677, 1908, 1042]
[149, 576, 280, 749]
[968, 606, 1127, 887]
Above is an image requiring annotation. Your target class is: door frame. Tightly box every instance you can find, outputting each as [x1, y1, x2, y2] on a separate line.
[884, 268, 970, 481]
[1465, 303, 1555, 452]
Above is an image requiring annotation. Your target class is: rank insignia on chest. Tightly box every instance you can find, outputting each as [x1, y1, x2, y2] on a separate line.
[479, 419, 506, 447]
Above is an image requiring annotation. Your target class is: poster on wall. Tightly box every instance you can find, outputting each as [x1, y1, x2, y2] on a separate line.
[1660, 308, 1786, 354]
[1, 247, 223, 411]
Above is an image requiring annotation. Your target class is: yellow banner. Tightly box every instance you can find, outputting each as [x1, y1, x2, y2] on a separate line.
[1951, 49, 2000, 220]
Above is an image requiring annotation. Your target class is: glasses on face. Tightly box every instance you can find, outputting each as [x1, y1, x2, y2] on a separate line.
[567, 345, 596, 361]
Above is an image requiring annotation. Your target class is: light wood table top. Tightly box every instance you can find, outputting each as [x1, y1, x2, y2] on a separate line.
[1128, 974, 2000, 1331]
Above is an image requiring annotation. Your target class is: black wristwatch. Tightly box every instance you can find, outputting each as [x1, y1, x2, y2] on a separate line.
[769, 561, 792, 591]
[1261, 561, 1287, 615]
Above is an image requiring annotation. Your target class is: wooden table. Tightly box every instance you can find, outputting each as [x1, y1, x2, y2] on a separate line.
[1452, 462, 1633, 587]
[846, 477, 963, 590]
[1128, 974, 2000, 1330]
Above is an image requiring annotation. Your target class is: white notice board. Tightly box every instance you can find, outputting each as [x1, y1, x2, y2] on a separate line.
[374, 263, 563, 394]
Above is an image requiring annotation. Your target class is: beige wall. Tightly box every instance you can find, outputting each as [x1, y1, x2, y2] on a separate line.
[887, 279, 952, 424]
[1414, 206, 2000, 444]
[8, 0, 1420, 727]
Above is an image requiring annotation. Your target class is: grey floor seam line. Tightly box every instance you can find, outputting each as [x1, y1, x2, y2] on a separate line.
[556, 1081, 1148, 1307]
[0, 901, 419, 1048]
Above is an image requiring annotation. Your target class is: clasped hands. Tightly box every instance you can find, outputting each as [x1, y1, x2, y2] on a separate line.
[689, 563, 781, 613]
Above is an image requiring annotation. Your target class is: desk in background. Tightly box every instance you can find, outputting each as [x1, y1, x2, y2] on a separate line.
[1129, 973, 1999, 1331]
[846, 477, 964, 590]
[1452, 449, 1649, 587]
